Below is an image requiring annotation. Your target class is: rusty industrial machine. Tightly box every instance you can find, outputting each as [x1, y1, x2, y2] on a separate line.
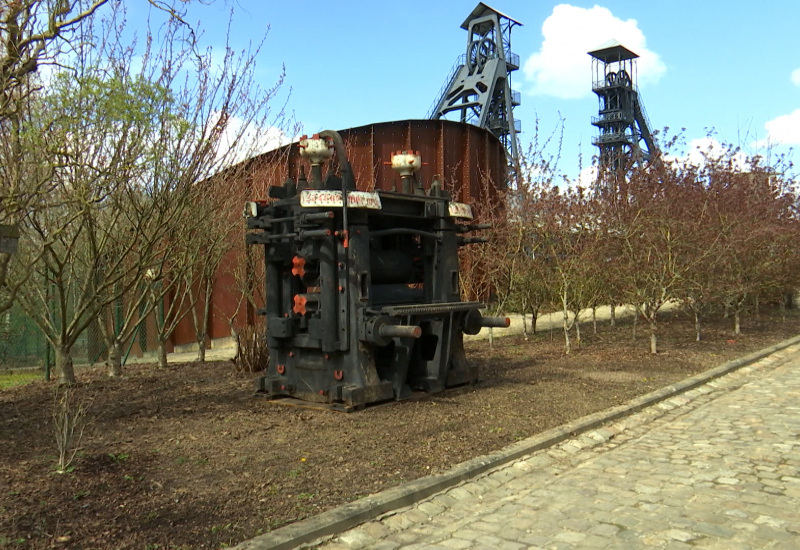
[245, 129, 509, 411]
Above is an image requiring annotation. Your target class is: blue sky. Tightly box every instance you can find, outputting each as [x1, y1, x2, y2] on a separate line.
[154, 0, 800, 181]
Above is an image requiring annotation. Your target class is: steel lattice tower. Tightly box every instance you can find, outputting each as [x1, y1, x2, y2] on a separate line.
[429, 3, 522, 167]
[589, 40, 656, 177]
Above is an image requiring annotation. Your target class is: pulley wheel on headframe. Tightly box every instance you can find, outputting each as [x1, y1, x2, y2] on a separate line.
[467, 37, 496, 73]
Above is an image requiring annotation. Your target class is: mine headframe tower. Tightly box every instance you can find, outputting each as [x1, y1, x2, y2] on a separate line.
[589, 40, 656, 180]
[428, 2, 522, 168]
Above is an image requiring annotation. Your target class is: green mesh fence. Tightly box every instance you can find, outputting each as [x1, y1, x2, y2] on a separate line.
[0, 300, 163, 371]
[0, 304, 48, 369]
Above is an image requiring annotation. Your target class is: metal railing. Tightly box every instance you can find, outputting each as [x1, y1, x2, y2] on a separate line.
[635, 91, 655, 139]
[592, 132, 631, 146]
[591, 112, 633, 125]
[506, 51, 520, 71]
[591, 78, 637, 92]
[426, 55, 466, 119]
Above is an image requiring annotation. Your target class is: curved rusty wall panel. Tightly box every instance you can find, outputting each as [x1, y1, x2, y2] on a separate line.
[248, 119, 508, 206]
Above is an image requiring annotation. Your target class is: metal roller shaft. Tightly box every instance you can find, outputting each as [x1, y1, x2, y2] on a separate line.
[378, 324, 422, 339]
[463, 310, 512, 335]
[479, 316, 511, 328]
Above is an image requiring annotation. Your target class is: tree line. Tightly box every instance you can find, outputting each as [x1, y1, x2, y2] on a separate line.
[465, 134, 798, 355]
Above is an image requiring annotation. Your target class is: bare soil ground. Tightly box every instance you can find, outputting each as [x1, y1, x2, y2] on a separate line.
[2, 308, 799, 549]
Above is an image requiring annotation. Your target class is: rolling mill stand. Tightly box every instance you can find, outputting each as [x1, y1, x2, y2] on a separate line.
[245, 130, 509, 411]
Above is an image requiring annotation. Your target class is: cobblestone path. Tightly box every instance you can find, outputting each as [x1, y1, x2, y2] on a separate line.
[312, 345, 800, 549]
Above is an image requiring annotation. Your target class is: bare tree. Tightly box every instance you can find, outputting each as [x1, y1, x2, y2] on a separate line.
[0, 1, 111, 312]
[702, 146, 799, 335]
[615, 159, 691, 354]
[533, 184, 604, 353]
[186, 173, 247, 362]
[9, 3, 286, 382]
[0, 0, 109, 121]
[12, 63, 159, 382]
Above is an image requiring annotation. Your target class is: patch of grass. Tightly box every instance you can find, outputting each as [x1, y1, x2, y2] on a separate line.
[108, 452, 130, 463]
[0, 371, 41, 389]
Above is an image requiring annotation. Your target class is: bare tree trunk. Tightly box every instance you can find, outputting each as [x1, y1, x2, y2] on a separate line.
[107, 340, 123, 377]
[609, 303, 616, 327]
[695, 311, 702, 342]
[650, 322, 658, 354]
[529, 308, 538, 335]
[196, 340, 207, 362]
[55, 346, 76, 385]
[191, 303, 208, 363]
[646, 303, 658, 353]
[98, 305, 124, 377]
[562, 290, 571, 354]
[754, 295, 760, 318]
[521, 311, 528, 340]
[230, 324, 241, 366]
[158, 340, 169, 368]
[734, 310, 741, 335]
[575, 315, 582, 346]
[0, 254, 10, 302]
[592, 307, 597, 335]
[632, 309, 638, 340]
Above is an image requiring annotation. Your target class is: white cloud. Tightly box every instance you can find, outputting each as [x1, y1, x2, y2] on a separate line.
[763, 109, 800, 146]
[212, 112, 292, 168]
[576, 165, 598, 187]
[791, 68, 800, 87]
[522, 4, 666, 99]
[674, 137, 750, 170]
[685, 137, 719, 166]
